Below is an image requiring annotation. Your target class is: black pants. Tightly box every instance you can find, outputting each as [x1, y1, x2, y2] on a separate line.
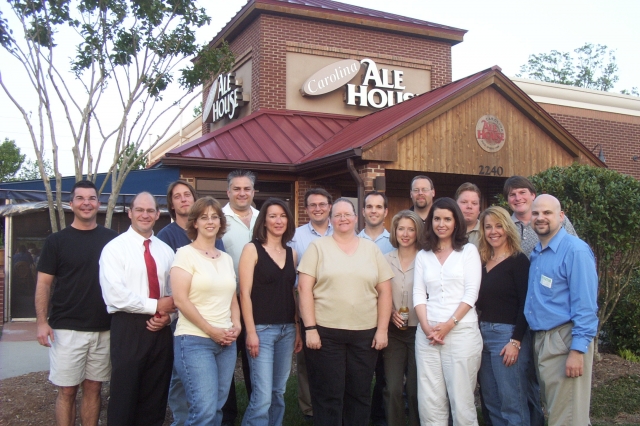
[108, 312, 173, 426]
[304, 325, 378, 426]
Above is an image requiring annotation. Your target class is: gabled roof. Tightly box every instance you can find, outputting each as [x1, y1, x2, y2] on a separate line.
[163, 67, 605, 171]
[163, 110, 356, 169]
[208, 0, 466, 50]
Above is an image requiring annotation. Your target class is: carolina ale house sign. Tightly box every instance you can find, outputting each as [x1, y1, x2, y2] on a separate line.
[300, 59, 417, 109]
[203, 72, 246, 124]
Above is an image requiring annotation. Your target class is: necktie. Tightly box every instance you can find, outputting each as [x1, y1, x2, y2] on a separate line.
[143, 239, 160, 299]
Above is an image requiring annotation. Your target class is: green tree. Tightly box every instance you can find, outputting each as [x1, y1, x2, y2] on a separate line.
[529, 164, 640, 354]
[517, 43, 619, 91]
[0, 1, 234, 230]
[117, 143, 147, 171]
[0, 138, 25, 181]
[15, 158, 54, 181]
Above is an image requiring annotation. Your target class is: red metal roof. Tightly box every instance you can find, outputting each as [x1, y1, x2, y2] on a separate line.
[165, 66, 605, 169]
[165, 110, 357, 164]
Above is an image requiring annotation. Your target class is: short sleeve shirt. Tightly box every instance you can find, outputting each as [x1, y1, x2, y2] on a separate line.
[171, 245, 237, 337]
[297, 236, 394, 330]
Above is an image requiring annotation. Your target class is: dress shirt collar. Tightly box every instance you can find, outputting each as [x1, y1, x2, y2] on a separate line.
[223, 202, 259, 217]
[307, 221, 332, 237]
[386, 249, 415, 272]
[125, 226, 155, 244]
[358, 228, 390, 242]
[533, 227, 568, 254]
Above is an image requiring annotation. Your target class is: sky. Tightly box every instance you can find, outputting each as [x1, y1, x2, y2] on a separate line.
[1, 0, 639, 176]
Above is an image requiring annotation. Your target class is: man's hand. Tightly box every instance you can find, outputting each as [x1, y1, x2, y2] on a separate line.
[305, 329, 321, 350]
[372, 329, 388, 350]
[146, 312, 171, 332]
[36, 322, 54, 347]
[156, 296, 176, 315]
[565, 350, 584, 378]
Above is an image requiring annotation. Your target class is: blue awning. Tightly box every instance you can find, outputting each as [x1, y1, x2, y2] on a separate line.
[0, 167, 181, 214]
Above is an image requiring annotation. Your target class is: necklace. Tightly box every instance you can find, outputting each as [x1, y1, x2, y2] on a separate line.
[193, 245, 220, 259]
[236, 210, 252, 218]
[264, 245, 283, 254]
[490, 252, 509, 262]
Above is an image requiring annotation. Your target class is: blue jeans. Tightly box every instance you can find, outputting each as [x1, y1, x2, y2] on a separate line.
[169, 319, 188, 426]
[174, 335, 237, 426]
[478, 322, 532, 426]
[242, 323, 296, 426]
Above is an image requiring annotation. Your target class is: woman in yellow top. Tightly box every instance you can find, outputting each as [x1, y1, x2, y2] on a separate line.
[298, 197, 393, 426]
[170, 197, 241, 426]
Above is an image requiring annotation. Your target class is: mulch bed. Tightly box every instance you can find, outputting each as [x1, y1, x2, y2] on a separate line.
[1, 354, 638, 425]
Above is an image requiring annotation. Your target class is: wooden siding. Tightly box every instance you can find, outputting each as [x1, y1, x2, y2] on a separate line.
[377, 87, 591, 176]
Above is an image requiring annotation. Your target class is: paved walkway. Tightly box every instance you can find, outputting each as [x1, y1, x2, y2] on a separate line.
[0, 321, 49, 379]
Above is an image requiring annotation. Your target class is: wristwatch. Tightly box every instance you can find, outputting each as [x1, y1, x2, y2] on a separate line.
[452, 316, 459, 326]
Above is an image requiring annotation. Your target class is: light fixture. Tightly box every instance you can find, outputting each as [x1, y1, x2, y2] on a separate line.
[592, 144, 606, 163]
[633, 156, 639, 162]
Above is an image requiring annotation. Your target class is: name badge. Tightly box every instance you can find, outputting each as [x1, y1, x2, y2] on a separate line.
[540, 275, 553, 288]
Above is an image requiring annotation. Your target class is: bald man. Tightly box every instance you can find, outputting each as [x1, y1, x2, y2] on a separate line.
[525, 195, 598, 426]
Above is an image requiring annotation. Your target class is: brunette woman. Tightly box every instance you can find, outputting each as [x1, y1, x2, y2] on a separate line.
[239, 198, 302, 426]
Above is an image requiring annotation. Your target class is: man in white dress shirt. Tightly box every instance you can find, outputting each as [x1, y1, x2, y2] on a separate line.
[99, 192, 176, 426]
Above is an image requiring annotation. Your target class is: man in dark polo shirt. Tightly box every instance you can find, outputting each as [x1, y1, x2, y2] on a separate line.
[35, 180, 117, 426]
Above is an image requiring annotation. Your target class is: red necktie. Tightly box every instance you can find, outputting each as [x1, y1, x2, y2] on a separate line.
[143, 239, 160, 299]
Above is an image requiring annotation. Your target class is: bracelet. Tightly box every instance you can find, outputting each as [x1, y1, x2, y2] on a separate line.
[509, 339, 521, 350]
[304, 325, 317, 331]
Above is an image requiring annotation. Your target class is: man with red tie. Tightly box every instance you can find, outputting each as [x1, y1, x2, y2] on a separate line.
[100, 192, 176, 426]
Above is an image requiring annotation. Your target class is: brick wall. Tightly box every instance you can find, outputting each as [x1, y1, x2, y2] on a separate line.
[549, 112, 640, 180]
[204, 12, 454, 134]
[357, 162, 386, 192]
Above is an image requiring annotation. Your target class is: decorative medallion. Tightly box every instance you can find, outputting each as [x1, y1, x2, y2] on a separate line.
[476, 115, 506, 152]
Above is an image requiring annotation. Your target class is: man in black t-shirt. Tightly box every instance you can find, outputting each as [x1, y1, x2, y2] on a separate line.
[35, 180, 116, 426]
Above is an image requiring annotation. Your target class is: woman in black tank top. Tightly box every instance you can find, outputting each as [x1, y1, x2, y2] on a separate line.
[239, 198, 302, 426]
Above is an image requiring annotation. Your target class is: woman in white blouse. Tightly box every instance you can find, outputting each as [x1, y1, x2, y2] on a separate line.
[413, 197, 482, 425]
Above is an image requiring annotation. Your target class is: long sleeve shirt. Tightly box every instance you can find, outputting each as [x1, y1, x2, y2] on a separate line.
[99, 227, 175, 315]
[525, 228, 598, 353]
[413, 243, 482, 323]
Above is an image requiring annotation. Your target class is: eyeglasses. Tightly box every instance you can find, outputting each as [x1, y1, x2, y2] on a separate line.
[333, 213, 355, 220]
[411, 188, 432, 194]
[307, 203, 329, 209]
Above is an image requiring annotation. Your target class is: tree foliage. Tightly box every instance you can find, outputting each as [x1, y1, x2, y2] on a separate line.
[16, 158, 54, 181]
[529, 164, 640, 351]
[0, 0, 234, 230]
[517, 43, 620, 92]
[117, 143, 147, 171]
[0, 138, 26, 182]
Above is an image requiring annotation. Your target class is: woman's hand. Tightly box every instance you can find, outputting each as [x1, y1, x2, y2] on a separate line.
[500, 340, 520, 367]
[427, 321, 453, 345]
[390, 310, 405, 329]
[372, 329, 388, 350]
[294, 327, 303, 353]
[246, 330, 260, 358]
[305, 329, 321, 350]
[208, 326, 236, 346]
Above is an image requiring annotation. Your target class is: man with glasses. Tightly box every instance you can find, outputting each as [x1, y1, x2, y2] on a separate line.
[100, 192, 176, 426]
[410, 175, 435, 223]
[35, 180, 117, 426]
[289, 188, 333, 420]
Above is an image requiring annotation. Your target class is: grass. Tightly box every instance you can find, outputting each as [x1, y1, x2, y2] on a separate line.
[233, 374, 640, 425]
[590, 375, 640, 420]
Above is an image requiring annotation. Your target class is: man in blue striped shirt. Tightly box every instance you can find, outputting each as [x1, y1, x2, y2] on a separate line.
[525, 194, 598, 426]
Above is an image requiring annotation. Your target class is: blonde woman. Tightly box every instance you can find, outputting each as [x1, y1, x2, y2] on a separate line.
[384, 210, 423, 426]
[476, 206, 542, 426]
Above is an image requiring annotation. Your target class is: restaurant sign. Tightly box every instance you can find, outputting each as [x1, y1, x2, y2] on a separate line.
[301, 58, 416, 109]
[476, 115, 506, 152]
[203, 72, 245, 124]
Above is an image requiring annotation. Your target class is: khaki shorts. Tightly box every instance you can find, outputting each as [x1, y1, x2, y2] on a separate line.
[49, 329, 111, 387]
